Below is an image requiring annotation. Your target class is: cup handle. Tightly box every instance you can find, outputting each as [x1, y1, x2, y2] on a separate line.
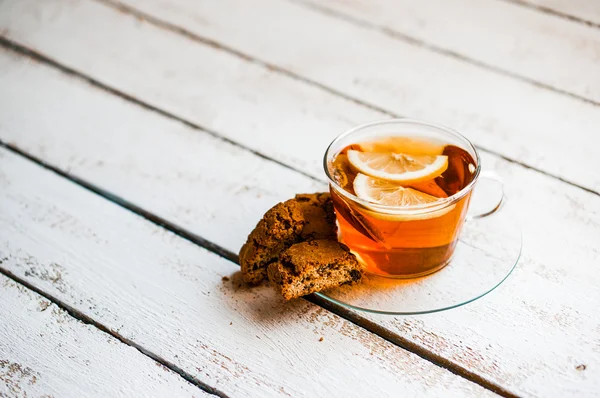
[466, 171, 505, 221]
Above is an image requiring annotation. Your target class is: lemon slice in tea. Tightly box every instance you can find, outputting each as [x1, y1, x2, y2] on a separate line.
[353, 173, 454, 220]
[355, 136, 445, 156]
[347, 150, 448, 184]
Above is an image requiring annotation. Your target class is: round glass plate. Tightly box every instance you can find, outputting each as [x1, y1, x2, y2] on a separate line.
[315, 199, 522, 315]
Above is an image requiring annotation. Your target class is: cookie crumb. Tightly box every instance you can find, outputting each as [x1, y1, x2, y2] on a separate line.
[222, 276, 230, 282]
[229, 322, 233, 326]
[576, 364, 586, 371]
[319, 337, 324, 342]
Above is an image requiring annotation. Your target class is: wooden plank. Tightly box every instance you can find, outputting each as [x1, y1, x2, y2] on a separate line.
[1, 0, 600, 194]
[2, 46, 600, 396]
[515, 0, 600, 27]
[0, 48, 323, 254]
[0, 149, 494, 397]
[0, 274, 207, 397]
[294, 0, 600, 103]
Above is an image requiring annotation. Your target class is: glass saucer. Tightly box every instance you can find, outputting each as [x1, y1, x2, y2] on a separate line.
[315, 200, 522, 315]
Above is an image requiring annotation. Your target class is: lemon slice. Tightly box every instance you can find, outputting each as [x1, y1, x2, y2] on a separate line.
[354, 173, 440, 206]
[353, 173, 454, 220]
[347, 150, 448, 184]
[356, 136, 445, 156]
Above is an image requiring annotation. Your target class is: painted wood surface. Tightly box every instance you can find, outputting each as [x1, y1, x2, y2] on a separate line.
[2, 0, 597, 193]
[293, 0, 600, 103]
[0, 48, 323, 256]
[0, 148, 494, 397]
[0, 274, 207, 398]
[517, 0, 600, 26]
[2, 46, 600, 396]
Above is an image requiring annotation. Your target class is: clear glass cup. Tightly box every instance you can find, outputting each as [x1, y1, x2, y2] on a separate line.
[324, 119, 502, 279]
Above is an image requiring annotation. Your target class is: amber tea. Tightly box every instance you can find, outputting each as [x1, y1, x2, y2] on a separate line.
[326, 128, 477, 278]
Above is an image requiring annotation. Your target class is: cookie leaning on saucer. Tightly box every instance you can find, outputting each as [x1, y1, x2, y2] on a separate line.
[239, 193, 337, 284]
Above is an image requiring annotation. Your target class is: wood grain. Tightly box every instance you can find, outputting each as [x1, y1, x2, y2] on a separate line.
[513, 0, 600, 27]
[0, 274, 207, 398]
[295, 0, 600, 103]
[2, 47, 600, 396]
[0, 148, 494, 398]
[1, 0, 600, 194]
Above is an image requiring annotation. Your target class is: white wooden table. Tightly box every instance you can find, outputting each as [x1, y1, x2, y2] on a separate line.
[1, 0, 599, 396]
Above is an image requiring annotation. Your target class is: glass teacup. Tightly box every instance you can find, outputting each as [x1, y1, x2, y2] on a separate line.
[324, 119, 502, 278]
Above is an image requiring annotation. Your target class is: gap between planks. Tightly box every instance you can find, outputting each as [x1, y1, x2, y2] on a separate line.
[0, 38, 320, 187]
[500, 0, 600, 30]
[0, 135, 516, 398]
[0, 266, 227, 398]
[65, 0, 600, 199]
[1, 43, 599, 204]
[286, 0, 600, 108]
